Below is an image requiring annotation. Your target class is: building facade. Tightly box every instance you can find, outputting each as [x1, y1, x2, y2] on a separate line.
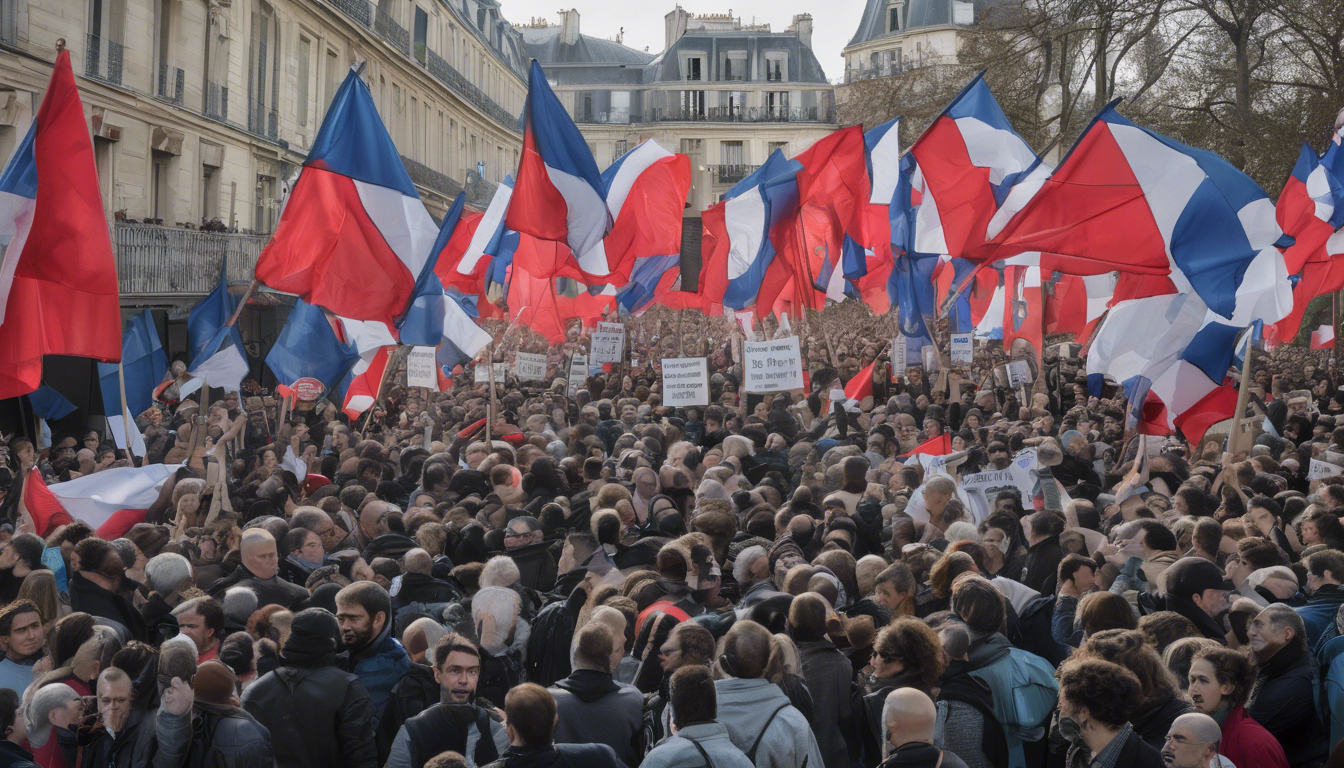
[523, 7, 839, 215]
[0, 0, 525, 369]
[840, 0, 991, 87]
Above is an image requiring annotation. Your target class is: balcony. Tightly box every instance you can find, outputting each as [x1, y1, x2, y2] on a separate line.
[204, 81, 228, 121]
[247, 97, 278, 139]
[156, 64, 185, 106]
[374, 7, 410, 57]
[115, 222, 267, 297]
[85, 34, 124, 87]
[710, 164, 759, 184]
[424, 48, 517, 130]
[330, 0, 372, 27]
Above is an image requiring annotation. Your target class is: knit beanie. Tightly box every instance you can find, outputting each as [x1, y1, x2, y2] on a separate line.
[281, 608, 339, 668]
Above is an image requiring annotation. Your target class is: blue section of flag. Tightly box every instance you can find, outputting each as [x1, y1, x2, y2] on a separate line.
[97, 309, 167, 417]
[187, 263, 239, 367]
[26, 385, 76, 421]
[265, 300, 359, 388]
[306, 68, 419, 198]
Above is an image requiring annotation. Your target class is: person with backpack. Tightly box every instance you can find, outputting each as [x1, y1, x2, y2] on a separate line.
[878, 688, 970, 768]
[549, 624, 643, 767]
[385, 633, 509, 768]
[951, 576, 1058, 768]
[154, 661, 273, 768]
[713, 621, 825, 768]
[478, 684, 622, 768]
[641, 666, 754, 768]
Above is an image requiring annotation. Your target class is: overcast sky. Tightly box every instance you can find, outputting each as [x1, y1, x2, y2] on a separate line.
[499, 1, 868, 83]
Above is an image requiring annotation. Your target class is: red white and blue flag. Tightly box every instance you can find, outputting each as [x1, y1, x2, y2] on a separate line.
[254, 68, 438, 328]
[0, 50, 121, 399]
[699, 149, 801, 310]
[507, 61, 610, 260]
[397, 192, 491, 367]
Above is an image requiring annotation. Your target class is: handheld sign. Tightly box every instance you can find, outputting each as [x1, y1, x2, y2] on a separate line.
[568, 354, 588, 390]
[950, 333, 973, 366]
[406, 347, 438, 389]
[744, 336, 803, 393]
[1309, 458, 1344, 481]
[891, 337, 908, 376]
[293, 378, 324, 402]
[514, 352, 547, 382]
[591, 331, 625, 364]
[474, 363, 507, 384]
[662, 358, 710, 407]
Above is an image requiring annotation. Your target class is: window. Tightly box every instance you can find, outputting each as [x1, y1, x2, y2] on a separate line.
[614, 139, 628, 157]
[255, 173, 276, 232]
[201, 166, 219, 220]
[765, 53, 787, 83]
[889, 6, 900, 32]
[722, 52, 746, 81]
[87, 0, 127, 83]
[681, 90, 705, 117]
[682, 55, 703, 81]
[719, 140, 745, 167]
[248, 2, 280, 136]
[767, 91, 789, 117]
[609, 91, 630, 123]
[325, 49, 341, 116]
[579, 92, 594, 122]
[94, 136, 116, 216]
[450, 119, 457, 174]
[723, 91, 748, 116]
[414, 7, 428, 63]
[151, 150, 173, 221]
[410, 96, 419, 160]
[154, 0, 173, 93]
[296, 36, 311, 127]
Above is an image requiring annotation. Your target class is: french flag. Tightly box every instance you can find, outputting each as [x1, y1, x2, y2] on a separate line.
[397, 192, 492, 367]
[1001, 265, 1043, 362]
[906, 73, 1049, 260]
[44, 464, 180, 536]
[986, 103, 1291, 325]
[254, 68, 438, 328]
[439, 177, 512, 313]
[843, 360, 877, 411]
[574, 140, 688, 282]
[0, 50, 121, 399]
[1312, 323, 1336, 350]
[181, 265, 249, 395]
[1277, 143, 1337, 273]
[506, 61, 610, 260]
[700, 150, 801, 310]
[265, 299, 360, 388]
[341, 345, 394, 418]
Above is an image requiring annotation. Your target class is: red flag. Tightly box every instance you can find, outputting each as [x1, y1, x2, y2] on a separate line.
[1002, 265, 1043, 365]
[1044, 274, 1088, 337]
[1137, 391, 1172, 436]
[21, 468, 73, 537]
[1311, 323, 1335, 350]
[1174, 383, 1239, 445]
[0, 51, 121, 399]
[844, 361, 877, 407]
[901, 434, 953, 459]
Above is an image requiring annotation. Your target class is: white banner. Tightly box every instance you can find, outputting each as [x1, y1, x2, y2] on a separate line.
[568, 354, 588, 386]
[1309, 458, 1344, 481]
[406, 346, 438, 389]
[662, 357, 710, 406]
[591, 331, 625, 364]
[515, 352, 547, 381]
[891, 337, 908, 376]
[744, 336, 804, 393]
[474, 363, 508, 383]
[950, 333, 973, 365]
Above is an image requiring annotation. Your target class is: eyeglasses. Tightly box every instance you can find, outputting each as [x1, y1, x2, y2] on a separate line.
[1162, 735, 1209, 746]
[504, 530, 529, 539]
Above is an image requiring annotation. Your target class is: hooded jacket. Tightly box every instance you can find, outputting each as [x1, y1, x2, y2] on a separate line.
[154, 701, 273, 768]
[344, 618, 412, 722]
[68, 572, 148, 643]
[714, 678, 825, 768]
[1137, 591, 1226, 642]
[640, 722, 756, 768]
[240, 663, 377, 768]
[549, 669, 643, 767]
[1295, 583, 1344, 650]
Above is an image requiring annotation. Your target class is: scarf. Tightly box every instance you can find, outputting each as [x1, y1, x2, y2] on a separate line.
[286, 553, 323, 576]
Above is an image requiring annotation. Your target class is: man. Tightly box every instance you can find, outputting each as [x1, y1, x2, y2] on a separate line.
[0, 601, 43, 695]
[1224, 537, 1287, 608]
[392, 549, 462, 618]
[1296, 549, 1344, 649]
[290, 506, 346, 554]
[1140, 558, 1232, 642]
[880, 688, 969, 768]
[352, 501, 392, 554]
[1244, 605, 1327, 768]
[502, 517, 556, 593]
[68, 537, 147, 642]
[171, 596, 225, 663]
[386, 633, 509, 768]
[0, 533, 42, 604]
[714, 620, 825, 768]
[1020, 511, 1065, 594]
[479, 684, 622, 768]
[646, 622, 717, 745]
[733, 546, 780, 608]
[26, 683, 82, 768]
[1101, 520, 1182, 594]
[241, 608, 378, 768]
[154, 660, 273, 766]
[919, 477, 957, 534]
[75, 667, 144, 768]
[207, 529, 308, 610]
[1159, 713, 1230, 768]
[336, 580, 411, 721]
[549, 624, 643, 767]
[553, 531, 613, 596]
[641, 665, 754, 768]
[872, 563, 916, 618]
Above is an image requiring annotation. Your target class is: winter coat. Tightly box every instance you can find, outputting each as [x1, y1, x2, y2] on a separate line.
[480, 743, 622, 768]
[1321, 633, 1344, 749]
[1100, 729, 1165, 768]
[860, 671, 928, 765]
[139, 592, 181, 647]
[526, 587, 586, 688]
[392, 573, 462, 617]
[240, 664, 377, 768]
[153, 702, 273, 768]
[1220, 704, 1289, 768]
[878, 743, 969, 768]
[344, 620, 412, 722]
[1020, 537, 1064, 595]
[1296, 584, 1344, 651]
[1137, 591, 1226, 642]
[0, 742, 38, 768]
[549, 669, 643, 768]
[935, 660, 1008, 768]
[964, 632, 1054, 768]
[207, 564, 308, 611]
[68, 572, 147, 643]
[714, 677, 825, 768]
[796, 638, 854, 768]
[1246, 643, 1327, 768]
[386, 703, 509, 768]
[503, 541, 558, 593]
[376, 663, 439, 761]
[58, 708, 145, 768]
[1128, 692, 1193, 753]
[640, 722, 756, 768]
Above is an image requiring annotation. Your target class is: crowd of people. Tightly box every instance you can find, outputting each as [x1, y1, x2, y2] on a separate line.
[1, 307, 1343, 768]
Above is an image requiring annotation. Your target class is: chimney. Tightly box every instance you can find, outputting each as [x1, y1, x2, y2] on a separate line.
[665, 6, 690, 50]
[560, 8, 580, 45]
[790, 13, 813, 49]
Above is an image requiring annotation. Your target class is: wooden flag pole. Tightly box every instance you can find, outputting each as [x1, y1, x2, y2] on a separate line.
[117, 360, 136, 463]
[1228, 330, 1256, 458]
[226, 279, 259, 327]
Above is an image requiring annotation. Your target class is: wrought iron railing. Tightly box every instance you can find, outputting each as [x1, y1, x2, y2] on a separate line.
[710, 164, 759, 184]
[330, 0, 372, 26]
[247, 97, 278, 139]
[85, 34, 124, 86]
[114, 222, 268, 297]
[424, 48, 517, 130]
[578, 105, 836, 125]
[374, 7, 410, 56]
[156, 64, 185, 105]
[204, 81, 228, 121]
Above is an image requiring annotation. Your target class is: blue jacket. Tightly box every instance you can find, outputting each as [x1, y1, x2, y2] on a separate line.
[1319, 635, 1344, 751]
[349, 621, 412, 724]
[1295, 584, 1344, 652]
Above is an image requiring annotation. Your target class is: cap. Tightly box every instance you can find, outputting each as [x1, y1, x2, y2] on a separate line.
[1165, 557, 1235, 600]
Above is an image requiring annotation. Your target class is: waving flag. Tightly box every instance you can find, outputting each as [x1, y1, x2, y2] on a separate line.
[843, 360, 877, 411]
[19, 467, 72, 537]
[1312, 322, 1336, 350]
[1001, 265, 1043, 362]
[697, 151, 800, 310]
[0, 50, 121, 399]
[906, 73, 1048, 260]
[574, 141, 689, 282]
[97, 309, 167, 419]
[46, 463, 179, 534]
[984, 103, 1290, 324]
[254, 68, 437, 327]
[341, 345, 394, 418]
[397, 192, 491, 366]
[1277, 143, 1337, 273]
[265, 299, 360, 388]
[439, 178, 512, 310]
[181, 268, 249, 396]
[26, 385, 76, 422]
[507, 61, 610, 259]
[188, 264, 239, 365]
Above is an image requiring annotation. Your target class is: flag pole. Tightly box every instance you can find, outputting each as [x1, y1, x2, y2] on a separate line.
[487, 341, 499, 446]
[1228, 329, 1256, 458]
[226, 279, 259, 327]
[116, 360, 136, 463]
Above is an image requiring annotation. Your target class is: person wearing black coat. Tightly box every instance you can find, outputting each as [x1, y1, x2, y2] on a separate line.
[1020, 513, 1065, 595]
[240, 608, 378, 768]
[0, 688, 38, 768]
[479, 683, 622, 768]
[68, 540, 148, 643]
[1246, 605, 1328, 768]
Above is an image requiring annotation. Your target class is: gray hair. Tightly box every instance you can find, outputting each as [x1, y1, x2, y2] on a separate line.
[733, 546, 769, 584]
[944, 522, 981, 544]
[223, 587, 259, 626]
[144, 553, 192, 596]
[109, 539, 138, 570]
[26, 683, 80, 747]
[480, 555, 520, 588]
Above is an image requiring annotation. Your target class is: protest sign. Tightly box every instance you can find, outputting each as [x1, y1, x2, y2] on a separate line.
[950, 333, 973, 365]
[514, 352, 547, 381]
[591, 331, 625, 364]
[1309, 458, 1344, 481]
[597, 321, 625, 338]
[406, 347, 438, 389]
[891, 337, 907, 376]
[474, 363, 507, 384]
[662, 357, 709, 406]
[744, 336, 803, 393]
[567, 354, 588, 388]
[958, 448, 1048, 523]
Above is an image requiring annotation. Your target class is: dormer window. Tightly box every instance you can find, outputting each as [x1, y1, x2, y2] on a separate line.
[764, 52, 787, 83]
[889, 7, 900, 32]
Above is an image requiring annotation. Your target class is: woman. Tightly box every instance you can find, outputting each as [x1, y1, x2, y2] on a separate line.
[1071, 630, 1191, 751]
[1056, 658, 1163, 767]
[860, 619, 946, 764]
[279, 528, 326, 585]
[1187, 645, 1288, 768]
[979, 513, 1029, 580]
[16, 570, 67, 633]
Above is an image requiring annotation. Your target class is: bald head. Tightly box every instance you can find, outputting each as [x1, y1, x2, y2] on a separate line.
[883, 688, 937, 750]
[1161, 713, 1221, 768]
[240, 529, 279, 579]
[403, 548, 433, 575]
[359, 501, 390, 538]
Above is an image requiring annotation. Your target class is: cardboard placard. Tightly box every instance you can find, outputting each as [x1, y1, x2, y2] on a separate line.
[891, 337, 908, 376]
[744, 336, 804, 393]
[473, 363, 507, 384]
[406, 347, 439, 389]
[514, 352, 547, 382]
[1309, 458, 1344, 481]
[591, 331, 625, 364]
[951, 333, 973, 365]
[662, 357, 710, 407]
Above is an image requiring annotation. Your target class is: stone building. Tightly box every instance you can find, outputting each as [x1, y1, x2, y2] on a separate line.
[840, 0, 995, 86]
